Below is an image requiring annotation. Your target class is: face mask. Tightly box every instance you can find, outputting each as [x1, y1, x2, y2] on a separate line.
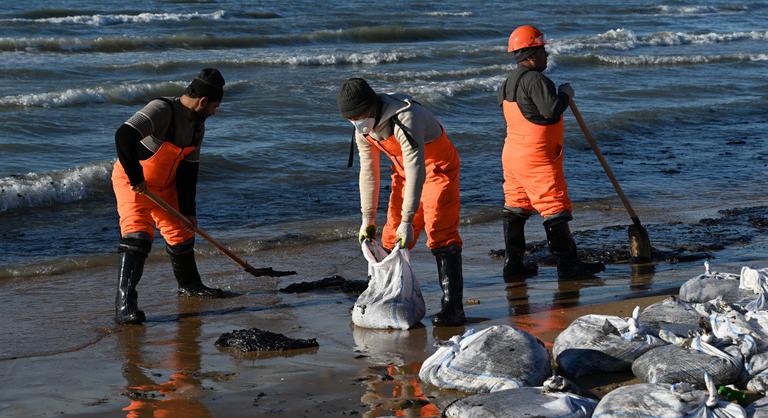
[350, 117, 375, 135]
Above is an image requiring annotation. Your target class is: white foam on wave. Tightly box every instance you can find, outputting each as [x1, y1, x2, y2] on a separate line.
[548, 29, 768, 54]
[0, 81, 185, 108]
[424, 11, 473, 17]
[4, 10, 226, 26]
[593, 53, 768, 66]
[372, 63, 514, 81]
[226, 50, 419, 66]
[403, 74, 504, 103]
[655, 4, 747, 15]
[0, 162, 112, 212]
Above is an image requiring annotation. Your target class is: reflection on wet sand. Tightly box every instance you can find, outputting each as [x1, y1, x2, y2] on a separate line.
[505, 264, 657, 345]
[353, 326, 442, 417]
[117, 299, 211, 418]
[630, 264, 656, 291]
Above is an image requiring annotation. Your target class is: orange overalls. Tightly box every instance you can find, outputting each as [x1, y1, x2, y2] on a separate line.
[502, 93, 572, 217]
[367, 129, 462, 250]
[112, 142, 196, 246]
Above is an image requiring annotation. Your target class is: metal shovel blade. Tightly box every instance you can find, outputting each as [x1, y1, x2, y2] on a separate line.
[628, 223, 652, 263]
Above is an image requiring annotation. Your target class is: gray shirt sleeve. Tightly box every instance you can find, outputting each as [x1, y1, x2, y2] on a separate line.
[356, 132, 380, 224]
[124, 99, 172, 141]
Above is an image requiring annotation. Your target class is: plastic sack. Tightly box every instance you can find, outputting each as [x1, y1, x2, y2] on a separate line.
[553, 313, 663, 378]
[680, 262, 755, 305]
[593, 373, 745, 418]
[592, 382, 707, 417]
[632, 337, 743, 388]
[640, 296, 706, 337]
[443, 376, 597, 418]
[419, 325, 551, 393]
[352, 240, 425, 330]
[740, 267, 768, 312]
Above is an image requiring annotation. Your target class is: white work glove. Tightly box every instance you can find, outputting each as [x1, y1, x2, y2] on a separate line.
[359, 223, 377, 243]
[558, 83, 574, 98]
[396, 221, 414, 248]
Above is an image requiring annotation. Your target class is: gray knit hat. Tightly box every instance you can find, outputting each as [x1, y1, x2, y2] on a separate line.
[337, 78, 377, 118]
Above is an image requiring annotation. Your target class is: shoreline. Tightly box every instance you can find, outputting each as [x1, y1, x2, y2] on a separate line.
[2, 214, 767, 417]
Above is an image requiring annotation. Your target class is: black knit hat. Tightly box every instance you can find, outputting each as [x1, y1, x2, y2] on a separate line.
[337, 78, 377, 118]
[187, 68, 225, 102]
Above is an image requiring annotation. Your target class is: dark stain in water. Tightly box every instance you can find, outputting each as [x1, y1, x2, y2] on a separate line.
[490, 206, 768, 265]
[279, 275, 368, 294]
[215, 328, 319, 352]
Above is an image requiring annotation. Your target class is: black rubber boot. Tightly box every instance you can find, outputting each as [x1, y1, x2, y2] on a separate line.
[167, 243, 224, 298]
[115, 238, 150, 325]
[432, 245, 466, 326]
[502, 210, 538, 282]
[544, 217, 605, 280]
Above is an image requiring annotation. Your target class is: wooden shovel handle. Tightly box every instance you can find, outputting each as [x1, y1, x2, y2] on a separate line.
[569, 99, 642, 226]
[142, 189, 259, 274]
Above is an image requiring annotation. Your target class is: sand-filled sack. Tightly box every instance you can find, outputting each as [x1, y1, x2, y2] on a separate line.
[419, 325, 551, 393]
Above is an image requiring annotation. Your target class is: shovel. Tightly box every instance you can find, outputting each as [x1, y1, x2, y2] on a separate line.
[143, 189, 296, 277]
[569, 99, 652, 263]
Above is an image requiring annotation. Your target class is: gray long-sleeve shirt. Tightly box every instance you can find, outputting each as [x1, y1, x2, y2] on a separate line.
[356, 94, 443, 224]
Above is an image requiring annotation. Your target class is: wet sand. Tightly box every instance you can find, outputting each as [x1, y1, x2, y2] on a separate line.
[2, 208, 768, 417]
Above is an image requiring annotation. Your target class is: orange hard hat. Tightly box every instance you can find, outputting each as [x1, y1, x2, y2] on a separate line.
[507, 25, 545, 52]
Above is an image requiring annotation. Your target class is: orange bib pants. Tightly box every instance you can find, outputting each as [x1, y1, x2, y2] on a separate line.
[112, 142, 196, 246]
[367, 130, 462, 250]
[501, 100, 572, 217]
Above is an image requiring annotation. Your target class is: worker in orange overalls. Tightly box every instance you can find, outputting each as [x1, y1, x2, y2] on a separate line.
[499, 25, 605, 282]
[337, 78, 465, 326]
[112, 68, 226, 325]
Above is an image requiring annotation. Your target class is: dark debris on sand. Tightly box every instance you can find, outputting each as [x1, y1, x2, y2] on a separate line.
[215, 328, 319, 352]
[279, 275, 368, 294]
[489, 205, 768, 265]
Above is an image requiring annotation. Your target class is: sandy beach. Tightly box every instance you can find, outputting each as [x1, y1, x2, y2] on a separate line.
[3, 207, 767, 417]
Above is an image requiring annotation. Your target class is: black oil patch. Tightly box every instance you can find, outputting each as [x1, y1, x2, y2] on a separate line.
[279, 274, 368, 294]
[215, 328, 319, 352]
[490, 205, 768, 265]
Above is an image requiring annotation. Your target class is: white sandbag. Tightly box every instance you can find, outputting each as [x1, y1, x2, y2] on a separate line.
[594, 373, 746, 418]
[680, 262, 755, 304]
[553, 312, 663, 378]
[746, 397, 768, 418]
[741, 267, 768, 312]
[640, 296, 705, 337]
[632, 337, 743, 387]
[352, 241, 425, 330]
[419, 325, 551, 393]
[748, 370, 768, 395]
[443, 376, 597, 418]
[592, 382, 707, 417]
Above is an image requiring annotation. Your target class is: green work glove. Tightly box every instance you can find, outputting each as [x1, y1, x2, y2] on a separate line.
[396, 221, 413, 248]
[359, 223, 377, 243]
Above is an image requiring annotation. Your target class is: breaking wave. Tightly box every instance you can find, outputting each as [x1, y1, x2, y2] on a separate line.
[0, 162, 113, 213]
[3, 10, 227, 26]
[570, 53, 768, 66]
